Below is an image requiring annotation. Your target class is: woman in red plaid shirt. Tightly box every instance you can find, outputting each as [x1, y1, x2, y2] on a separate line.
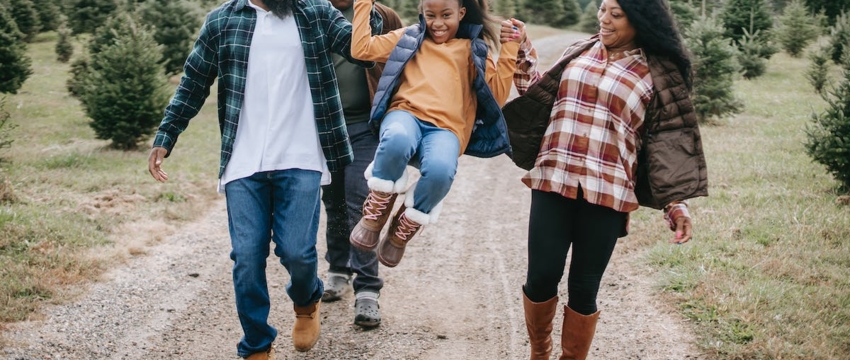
[503, 0, 708, 358]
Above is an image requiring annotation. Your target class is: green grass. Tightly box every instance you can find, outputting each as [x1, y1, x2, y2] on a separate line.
[631, 51, 850, 358]
[0, 32, 221, 323]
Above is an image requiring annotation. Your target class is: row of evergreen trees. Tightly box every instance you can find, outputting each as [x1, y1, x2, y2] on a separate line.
[1, 0, 206, 150]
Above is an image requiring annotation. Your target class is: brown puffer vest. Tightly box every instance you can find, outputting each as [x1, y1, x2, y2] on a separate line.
[502, 37, 708, 210]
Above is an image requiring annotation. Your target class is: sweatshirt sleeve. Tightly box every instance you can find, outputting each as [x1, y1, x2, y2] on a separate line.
[485, 41, 520, 106]
[352, 0, 404, 62]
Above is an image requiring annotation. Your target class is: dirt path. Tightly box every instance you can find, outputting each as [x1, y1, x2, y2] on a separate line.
[1, 33, 705, 360]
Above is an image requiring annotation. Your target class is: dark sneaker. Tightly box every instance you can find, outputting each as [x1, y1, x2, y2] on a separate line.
[354, 293, 381, 328]
[322, 272, 352, 302]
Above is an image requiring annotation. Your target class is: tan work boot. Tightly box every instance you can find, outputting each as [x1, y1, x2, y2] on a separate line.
[292, 301, 321, 352]
[523, 291, 558, 360]
[350, 190, 398, 250]
[559, 306, 600, 360]
[377, 205, 423, 267]
[244, 345, 274, 360]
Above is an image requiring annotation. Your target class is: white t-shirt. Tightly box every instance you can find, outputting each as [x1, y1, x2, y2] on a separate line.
[219, 2, 331, 193]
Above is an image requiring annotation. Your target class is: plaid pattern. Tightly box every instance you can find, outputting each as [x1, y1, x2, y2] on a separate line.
[153, 0, 382, 176]
[664, 202, 690, 231]
[515, 41, 653, 213]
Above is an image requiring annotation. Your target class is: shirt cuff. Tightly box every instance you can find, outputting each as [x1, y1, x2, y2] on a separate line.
[663, 201, 690, 231]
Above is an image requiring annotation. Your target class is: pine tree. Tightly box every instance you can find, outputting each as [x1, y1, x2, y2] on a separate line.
[736, 28, 768, 79]
[807, 45, 830, 94]
[667, 0, 697, 31]
[81, 14, 169, 150]
[720, 0, 776, 58]
[7, 0, 41, 42]
[68, 0, 118, 35]
[524, 0, 567, 28]
[0, 5, 32, 94]
[493, 0, 517, 18]
[578, 1, 598, 34]
[775, 0, 820, 57]
[55, 16, 73, 63]
[30, 0, 61, 32]
[806, 64, 850, 189]
[66, 58, 88, 97]
[140, 0, 203, 75]
[67, 13, 137, 98]
[685, 15, 743, 122]
[559, 0, 581, 28]
[829, 12, 850, 64]
[805, 0, 850, 25]
[400, 0, 420, 22]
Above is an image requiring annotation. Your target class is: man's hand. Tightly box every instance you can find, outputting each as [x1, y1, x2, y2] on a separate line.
[148, 147, 169, 182]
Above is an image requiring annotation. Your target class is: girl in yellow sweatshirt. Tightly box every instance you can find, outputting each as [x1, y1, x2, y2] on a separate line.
[348, 0, 531, 267]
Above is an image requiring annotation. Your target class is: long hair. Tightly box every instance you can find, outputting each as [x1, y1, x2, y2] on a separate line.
[458, 0, 498, 48]
[420, 0, 499, 48]
[617, 0, 693, 90]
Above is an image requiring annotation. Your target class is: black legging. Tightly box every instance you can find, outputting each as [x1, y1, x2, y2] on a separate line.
[523, 189, 627, 315]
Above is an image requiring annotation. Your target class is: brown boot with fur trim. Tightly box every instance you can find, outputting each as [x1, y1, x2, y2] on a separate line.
[350, 165, 408, 250]
[377, 205, 424, 267]
[292, 301, 321, 352]
[350, 189, 398, 250]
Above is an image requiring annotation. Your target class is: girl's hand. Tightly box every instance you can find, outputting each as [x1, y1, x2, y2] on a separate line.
[500, 19, 526, 44]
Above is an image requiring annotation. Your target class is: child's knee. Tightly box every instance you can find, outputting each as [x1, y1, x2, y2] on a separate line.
[421, 160, 457, 184]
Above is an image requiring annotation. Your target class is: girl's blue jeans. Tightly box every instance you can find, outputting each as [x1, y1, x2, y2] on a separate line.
[372, 110, 460, 214]
[224, 169, 324, 357]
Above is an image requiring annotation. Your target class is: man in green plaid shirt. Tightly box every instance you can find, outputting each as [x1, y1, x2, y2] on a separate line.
[147, 0, 382, 358]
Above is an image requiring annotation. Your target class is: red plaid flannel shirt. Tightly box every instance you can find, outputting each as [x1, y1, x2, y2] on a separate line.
[514, 40, 653, 213]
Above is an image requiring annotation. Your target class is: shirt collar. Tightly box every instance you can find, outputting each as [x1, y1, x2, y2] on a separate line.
[236, 0, 304, 11]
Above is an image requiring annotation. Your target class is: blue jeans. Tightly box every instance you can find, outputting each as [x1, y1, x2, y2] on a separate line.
[225, 170, 324, 358]
[372, 110, 460, 214]
[322, 122, 383, 294]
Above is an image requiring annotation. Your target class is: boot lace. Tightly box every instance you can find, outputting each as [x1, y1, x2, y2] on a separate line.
[363, 191, 394, 221]
[393, 214, 421, 241]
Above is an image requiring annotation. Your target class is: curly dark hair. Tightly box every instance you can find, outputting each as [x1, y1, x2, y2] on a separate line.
[617, 0, 693, 90]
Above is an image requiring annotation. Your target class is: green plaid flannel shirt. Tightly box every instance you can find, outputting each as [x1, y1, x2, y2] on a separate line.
[152, 0, 382, 176]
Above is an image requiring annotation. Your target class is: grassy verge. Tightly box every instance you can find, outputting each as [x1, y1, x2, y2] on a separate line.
[629, 52, 850, 358]
[0, 32, 221, 324]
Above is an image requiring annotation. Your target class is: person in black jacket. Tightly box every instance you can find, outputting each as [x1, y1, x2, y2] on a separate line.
[320, 0, 402, 329]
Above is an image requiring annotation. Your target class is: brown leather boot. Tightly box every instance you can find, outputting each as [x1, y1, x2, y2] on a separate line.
[559, 306, 600, 360]
[244, 345, 274, 360]
[350, 190, 398, 250]
[292, 301, 321, 352]
[523, 291, 558, 360]
[376, 205, 422, 267]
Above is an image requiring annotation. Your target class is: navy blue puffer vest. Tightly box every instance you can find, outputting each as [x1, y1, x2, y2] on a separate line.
[368, 16, 512, 158]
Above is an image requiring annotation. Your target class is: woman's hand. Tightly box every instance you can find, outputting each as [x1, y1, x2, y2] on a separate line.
[672, 214, 692, 244]
[665, 202, 692, 244]
[499, 18, 526, 44]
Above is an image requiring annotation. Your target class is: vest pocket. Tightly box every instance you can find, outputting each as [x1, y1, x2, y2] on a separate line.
[644, 129, 698, 206]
